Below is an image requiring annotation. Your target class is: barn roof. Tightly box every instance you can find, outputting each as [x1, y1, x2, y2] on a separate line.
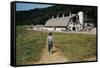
[45, 16, 70, 27]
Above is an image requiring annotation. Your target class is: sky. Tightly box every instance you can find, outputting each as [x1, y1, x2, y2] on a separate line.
[16, 3, 53, 11]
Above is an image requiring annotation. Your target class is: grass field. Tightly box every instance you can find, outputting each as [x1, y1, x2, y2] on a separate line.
[16, 25, 96, 65]
[53, 32, 96, 61]
[16, 26, 47, 65]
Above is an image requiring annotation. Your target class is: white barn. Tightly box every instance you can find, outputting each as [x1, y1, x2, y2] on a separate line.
[45, 12, 84, 32]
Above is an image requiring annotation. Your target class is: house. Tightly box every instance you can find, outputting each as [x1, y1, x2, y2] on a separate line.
[45, 11, 84, 31]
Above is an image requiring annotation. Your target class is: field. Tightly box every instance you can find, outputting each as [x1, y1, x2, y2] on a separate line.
[53, 32, 96, 62]
[16, 26, 96, 65]
[16, 26, 47, 65]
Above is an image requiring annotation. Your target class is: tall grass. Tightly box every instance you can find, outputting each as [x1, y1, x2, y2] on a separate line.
[53, 32, 96, 61]
[16, 26, 47, 65]
[16, 26, 96, 64]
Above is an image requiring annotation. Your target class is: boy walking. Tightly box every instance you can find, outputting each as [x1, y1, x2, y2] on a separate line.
[47, 32, 53, 54]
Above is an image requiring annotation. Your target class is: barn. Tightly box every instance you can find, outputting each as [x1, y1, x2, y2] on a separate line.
[45, 12, 84, 31]
[45, 14, 70, 31]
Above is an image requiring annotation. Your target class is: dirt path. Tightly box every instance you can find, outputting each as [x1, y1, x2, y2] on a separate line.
[33, 40, 96, 64]
[34, 41, 69, 64]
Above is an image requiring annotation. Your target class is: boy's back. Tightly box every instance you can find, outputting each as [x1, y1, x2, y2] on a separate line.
[48, 36, 53, 43]
[47, 32, 53, 53]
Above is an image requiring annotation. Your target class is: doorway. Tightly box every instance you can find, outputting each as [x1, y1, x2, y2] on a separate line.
[73, 27, 76, 31]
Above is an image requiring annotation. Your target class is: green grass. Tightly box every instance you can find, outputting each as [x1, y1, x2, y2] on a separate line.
[53, 32, 96, 61]
[16, 25, 96, 64]
[16, 26, 47, 65]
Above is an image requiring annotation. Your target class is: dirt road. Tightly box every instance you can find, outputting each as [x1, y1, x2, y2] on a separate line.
[34, 41, 69, 64]
[33, 39, 96, 64]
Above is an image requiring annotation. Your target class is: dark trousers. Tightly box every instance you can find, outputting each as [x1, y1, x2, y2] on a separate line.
[48, 42, 53, 53]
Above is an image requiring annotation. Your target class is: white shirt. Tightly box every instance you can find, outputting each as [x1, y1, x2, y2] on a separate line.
[48, 36, 53, 43]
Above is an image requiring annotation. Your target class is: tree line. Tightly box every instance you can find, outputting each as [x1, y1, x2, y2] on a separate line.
[16, 4, 97, 26]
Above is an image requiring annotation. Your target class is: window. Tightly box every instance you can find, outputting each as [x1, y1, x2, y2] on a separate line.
[69, 26, 71, 28]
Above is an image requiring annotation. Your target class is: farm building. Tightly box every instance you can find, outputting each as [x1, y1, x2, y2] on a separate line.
[30, 11, 94, 32]
[33, 25, 44, 30]
[45, 11, 86, 31]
